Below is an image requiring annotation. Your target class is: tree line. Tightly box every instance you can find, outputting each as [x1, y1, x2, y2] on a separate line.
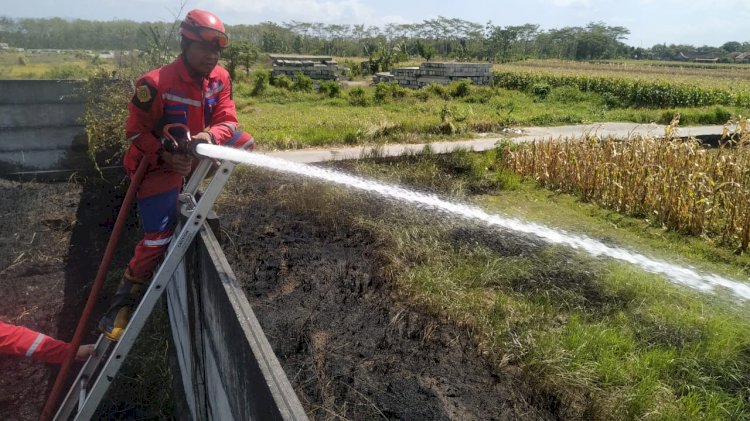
[1, 16, 748, 62]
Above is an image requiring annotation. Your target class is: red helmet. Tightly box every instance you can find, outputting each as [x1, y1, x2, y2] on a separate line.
[180, 9, 228, 48]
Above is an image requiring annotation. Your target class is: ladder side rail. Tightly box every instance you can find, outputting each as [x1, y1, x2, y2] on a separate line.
[184, 159, 214, 196]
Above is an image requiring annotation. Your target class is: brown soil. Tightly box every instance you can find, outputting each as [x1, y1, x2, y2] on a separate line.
[0, 173, 554, 420]
[0, 176, 137, 421]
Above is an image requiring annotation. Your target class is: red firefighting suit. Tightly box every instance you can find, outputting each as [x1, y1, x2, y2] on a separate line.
[99, 55, 253, 341]
[0, 321, 72, 364]
[123, 54, 254, 284]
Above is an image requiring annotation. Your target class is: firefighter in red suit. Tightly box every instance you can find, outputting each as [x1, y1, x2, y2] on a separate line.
[0, 321, 95, 364]
[99, 9, 254, 341]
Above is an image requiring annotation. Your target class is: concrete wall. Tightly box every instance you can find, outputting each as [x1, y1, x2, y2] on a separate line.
[167, 220, 309, 421]
[0, 80, 90, 175]
[374, 62, 493, 88]
[269, 54, 343, 81]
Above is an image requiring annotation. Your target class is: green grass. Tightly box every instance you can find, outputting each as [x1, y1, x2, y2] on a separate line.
[0, 50, 110, 79]
[222, 149, 750, 419]
[235, 81, 749, 150]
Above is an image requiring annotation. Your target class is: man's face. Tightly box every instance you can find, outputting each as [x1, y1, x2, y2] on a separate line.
[184, 41, 222, 77]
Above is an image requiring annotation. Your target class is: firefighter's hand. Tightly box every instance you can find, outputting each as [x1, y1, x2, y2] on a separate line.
[161, 150, 193, 176]
[192, 131, 213, 144]
[75, 344, 96, 361]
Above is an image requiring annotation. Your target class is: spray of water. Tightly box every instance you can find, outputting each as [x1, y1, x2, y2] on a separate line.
[198, 144, 750, 301]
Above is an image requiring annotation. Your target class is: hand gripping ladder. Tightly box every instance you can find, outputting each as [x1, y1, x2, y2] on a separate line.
[53, 156, 236, 420]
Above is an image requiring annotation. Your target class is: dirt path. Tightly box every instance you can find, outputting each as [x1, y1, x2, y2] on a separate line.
[261, 122, 726, 163]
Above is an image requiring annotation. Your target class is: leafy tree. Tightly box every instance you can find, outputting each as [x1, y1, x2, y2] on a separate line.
[416, 40, 435, 61]
[722, 41, 742, 53]
[223, 40, 259, 80]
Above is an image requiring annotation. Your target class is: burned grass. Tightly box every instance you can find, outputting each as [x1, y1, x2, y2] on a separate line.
[218, 154, 750, 420]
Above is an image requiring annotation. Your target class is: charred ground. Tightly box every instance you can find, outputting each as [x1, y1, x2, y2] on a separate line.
[0, 168, 555, 420]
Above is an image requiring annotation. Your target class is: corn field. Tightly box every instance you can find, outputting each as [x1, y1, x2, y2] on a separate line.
[492, 60, 750, 108]
[502, 121, 750, 251]
[493, 70, 750, 108]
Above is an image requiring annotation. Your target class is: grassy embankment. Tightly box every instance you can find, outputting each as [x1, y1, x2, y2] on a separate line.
[221, 137, 750, 419]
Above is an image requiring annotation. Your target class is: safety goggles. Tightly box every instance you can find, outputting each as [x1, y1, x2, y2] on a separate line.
[182, 23, 229, 48]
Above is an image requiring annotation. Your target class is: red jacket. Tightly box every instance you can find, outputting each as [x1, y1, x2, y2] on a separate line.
[0, 321, 71, 364]
[123, 55, 240, 196]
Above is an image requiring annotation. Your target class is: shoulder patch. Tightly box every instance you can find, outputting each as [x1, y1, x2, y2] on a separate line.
[131, 80, 157, 112]
[136, 85, 151, 102]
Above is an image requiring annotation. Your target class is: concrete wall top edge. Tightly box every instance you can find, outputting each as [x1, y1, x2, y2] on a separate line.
[0, 80, 85, 105]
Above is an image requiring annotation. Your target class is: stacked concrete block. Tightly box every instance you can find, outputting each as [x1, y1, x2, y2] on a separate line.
[374, 62, 493, 88]
[392, 67, 420, 88]
[269, 54, 343, 81]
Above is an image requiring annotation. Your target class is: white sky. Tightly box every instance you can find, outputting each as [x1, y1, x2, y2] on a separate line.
[3, 0, 750, 47]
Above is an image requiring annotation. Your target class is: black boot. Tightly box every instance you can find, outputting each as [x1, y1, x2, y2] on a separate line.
[98, 276, 145, 341]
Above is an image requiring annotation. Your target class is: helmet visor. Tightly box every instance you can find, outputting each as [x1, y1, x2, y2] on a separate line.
[195, 26, 228, 48]
[182, 22, 228, 48]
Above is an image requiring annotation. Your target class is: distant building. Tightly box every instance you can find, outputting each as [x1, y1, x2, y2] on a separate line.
[676, 52, 720, 63]
[735, 52, 750, 63]
[0, 43, 9, 50]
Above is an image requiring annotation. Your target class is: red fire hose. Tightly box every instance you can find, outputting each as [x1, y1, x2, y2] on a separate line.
[40, 155, 152, 421]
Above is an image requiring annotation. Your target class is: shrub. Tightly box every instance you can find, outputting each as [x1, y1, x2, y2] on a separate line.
[549, 85, 588, 103]
[79, 68, 137, 169]
[251, 70, 270, 96]
[43, 64, 91, 79]
[712, 107, 732, 123]
[658, 110, 679, 124]
[601, 92, 624, 108]
[426, 83, 450, 100]
[318, 80, 341, 98]
[414, 89, 431, 102]
[374, 82, 407, 103]
[348, 87, 372, 106]
[292, 72, 314, 92]
[272, 74, 293, 90]
[463, 86, 495, 104]
[374, 83, 389, 103]
[340, 59, 361, 78]
[530, 82, 551, 99]
[449, 79, 472, 98]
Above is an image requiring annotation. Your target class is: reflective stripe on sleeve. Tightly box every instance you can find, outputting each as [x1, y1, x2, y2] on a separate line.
[144, 237, 172, 247]
[162, 93, 201, 107]
[217, 122, 237, 131]
[25, 333, 45, 357]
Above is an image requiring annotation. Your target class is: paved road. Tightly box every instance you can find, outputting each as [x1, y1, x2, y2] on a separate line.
[265, 122, 726, 163]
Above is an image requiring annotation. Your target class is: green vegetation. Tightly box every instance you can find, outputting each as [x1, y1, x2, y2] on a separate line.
[222, 148, 750, 419]
[494, 60, 750, 108]
[235, 78, 747, 150]
[0, 50, 107, 79]
[3, 16, 749, 63]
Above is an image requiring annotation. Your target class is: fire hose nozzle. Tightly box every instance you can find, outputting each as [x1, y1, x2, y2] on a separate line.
[187, 138, 208, 157]
[161, 123, 207, 158]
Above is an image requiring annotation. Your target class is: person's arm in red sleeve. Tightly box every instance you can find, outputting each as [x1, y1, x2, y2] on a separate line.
[205, 77, 239, 145]
[126, 77, 163, 155]
[0, 321, 72, 364]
